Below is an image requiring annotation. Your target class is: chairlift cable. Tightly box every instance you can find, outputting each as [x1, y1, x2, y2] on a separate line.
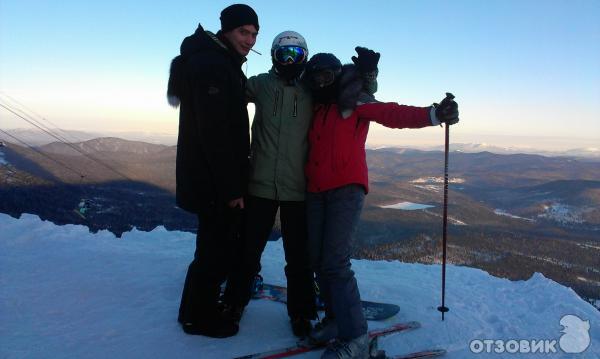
[0, 92, 87, 144]
[0, 102, 133, 181]
[0, 129, 85, 179]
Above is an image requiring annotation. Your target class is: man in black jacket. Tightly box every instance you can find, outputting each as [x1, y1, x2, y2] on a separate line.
[166, 4, 259, 338]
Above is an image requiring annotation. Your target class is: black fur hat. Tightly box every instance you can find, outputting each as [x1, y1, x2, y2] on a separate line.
[306, 53, 342, 74]
[220, 4, 259, 32]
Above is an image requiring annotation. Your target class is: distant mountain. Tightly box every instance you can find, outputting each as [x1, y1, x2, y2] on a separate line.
[480, 179, 600, 228]
[0, 138, 176, 190]
[371, 143, 600, 160]
[6, 129, 598, 158]
[369, 148, 600, 188]
[4, 128, 177, 146]
[4, 128, 102, 146]
[562, 147, 600, 159]
[39, 137, 172, 156]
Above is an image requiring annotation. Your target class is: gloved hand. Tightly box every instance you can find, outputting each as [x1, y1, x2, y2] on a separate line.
[351, 46, 380, 73]
[434, 93, 459, 125]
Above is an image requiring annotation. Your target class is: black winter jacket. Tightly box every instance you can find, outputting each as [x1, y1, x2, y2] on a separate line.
[167, 24, 250, 213]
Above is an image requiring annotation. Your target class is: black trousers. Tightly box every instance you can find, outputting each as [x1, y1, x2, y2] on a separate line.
[178, 205, 243, 324]
[223, 195, 317, 320]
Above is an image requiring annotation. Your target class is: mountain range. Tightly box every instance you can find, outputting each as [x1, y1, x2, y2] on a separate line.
[5, 128, 600, 159]
[0, 136, 599, 308]
[385, 142, 600, 160]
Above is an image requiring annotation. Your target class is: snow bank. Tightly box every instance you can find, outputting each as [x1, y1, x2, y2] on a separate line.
[494, 209, 535, 222]
[1, 213, 599, 358]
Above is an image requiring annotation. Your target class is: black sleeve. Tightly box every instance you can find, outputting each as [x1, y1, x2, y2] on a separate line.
[191, 62, 244, 203]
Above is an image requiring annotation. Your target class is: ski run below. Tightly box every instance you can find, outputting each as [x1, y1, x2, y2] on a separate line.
[1, 213, 598, 358]
[380, 202, 435, 211]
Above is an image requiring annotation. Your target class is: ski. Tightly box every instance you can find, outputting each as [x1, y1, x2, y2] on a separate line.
[388, 349, 446, 359]
[233, 321, 421, 359]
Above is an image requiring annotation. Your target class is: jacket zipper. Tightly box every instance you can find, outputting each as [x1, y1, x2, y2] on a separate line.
[273, 89, 279, 116]
[293, 93, 298, 117]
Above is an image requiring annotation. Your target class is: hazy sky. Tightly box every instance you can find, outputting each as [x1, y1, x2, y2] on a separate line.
[1, 0, 599, 150]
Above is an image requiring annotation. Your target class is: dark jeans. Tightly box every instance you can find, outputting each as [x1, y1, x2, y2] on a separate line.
[306, 184, 367, 340]
[178, 205, 243, 324]
[223, 195, 317, 320]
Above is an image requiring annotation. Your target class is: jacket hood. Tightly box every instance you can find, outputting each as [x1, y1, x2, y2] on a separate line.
[180, 25, 226, 57]
[167, 24, 244, 107]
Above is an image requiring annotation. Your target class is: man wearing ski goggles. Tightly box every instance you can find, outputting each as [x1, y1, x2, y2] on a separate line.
[222, 31, 318, 341]
[273, 45, 307, 65]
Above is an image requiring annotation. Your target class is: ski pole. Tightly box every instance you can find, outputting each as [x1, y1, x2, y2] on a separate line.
[437, 92, 454, 321]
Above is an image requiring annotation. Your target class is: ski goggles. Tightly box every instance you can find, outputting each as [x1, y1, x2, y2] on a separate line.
[309, 68, 341, 88]
[273, 46, 307, 65]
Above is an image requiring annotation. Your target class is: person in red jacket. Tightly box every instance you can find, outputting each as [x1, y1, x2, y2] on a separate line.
[304, 49, 459, 359]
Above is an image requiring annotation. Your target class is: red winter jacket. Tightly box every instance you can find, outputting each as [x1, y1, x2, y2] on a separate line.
[305, 102, 433, 193]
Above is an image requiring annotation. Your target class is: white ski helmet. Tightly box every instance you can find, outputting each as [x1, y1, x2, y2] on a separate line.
[271, 31, 308, 60]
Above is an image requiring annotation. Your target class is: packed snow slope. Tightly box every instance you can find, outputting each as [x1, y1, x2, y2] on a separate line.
[1, 213, 598, 358]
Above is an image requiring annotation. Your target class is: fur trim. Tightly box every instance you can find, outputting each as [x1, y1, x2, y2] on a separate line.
[167, 55, 184, 107]
[167, 95, 180, 108]
[337, 64, 378, 119]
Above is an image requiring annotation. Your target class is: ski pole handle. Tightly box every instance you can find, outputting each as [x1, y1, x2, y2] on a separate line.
[436, 93, 456, 127]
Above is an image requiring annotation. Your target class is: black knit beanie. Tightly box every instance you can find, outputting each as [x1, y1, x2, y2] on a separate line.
[220, 4, 259, 32]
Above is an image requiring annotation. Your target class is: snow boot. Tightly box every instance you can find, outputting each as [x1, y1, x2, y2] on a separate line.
[219, 302, 245, 324]
[320, 333, 369, 359]
[367, 337, 387, 358]
[180, 310, 239, 338]
[309, 316, 338, 344]
[291, 317, 313, 338]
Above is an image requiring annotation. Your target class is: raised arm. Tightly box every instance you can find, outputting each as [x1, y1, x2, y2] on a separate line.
[357, 102, 433, 129]
[358, 93, 460, 129]
[352, 46, 380, 95]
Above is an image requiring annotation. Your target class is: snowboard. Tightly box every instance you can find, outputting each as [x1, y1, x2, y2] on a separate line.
[255, 283, 400, 321]
[234, 321, 422, 359]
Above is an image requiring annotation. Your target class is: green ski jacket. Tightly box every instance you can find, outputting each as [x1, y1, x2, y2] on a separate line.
[246, 69, 312, 201]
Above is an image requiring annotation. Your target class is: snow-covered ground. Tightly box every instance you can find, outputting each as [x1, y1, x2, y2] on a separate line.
[380, 202, 435, 210]
[1, 213, 599, 359]
[410, 177, 465, 184]
[410, 178, 466, 194]
[538, 203, 586, 224]
[413, 184, 442, 193]
[494, 209, 535, 222]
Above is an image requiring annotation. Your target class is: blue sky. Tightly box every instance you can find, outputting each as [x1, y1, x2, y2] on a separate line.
[1, 0, 599, 150]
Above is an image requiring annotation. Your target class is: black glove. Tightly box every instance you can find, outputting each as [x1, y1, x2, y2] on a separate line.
[434, 93, 459, 125]
[351, 46, 380, 73]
